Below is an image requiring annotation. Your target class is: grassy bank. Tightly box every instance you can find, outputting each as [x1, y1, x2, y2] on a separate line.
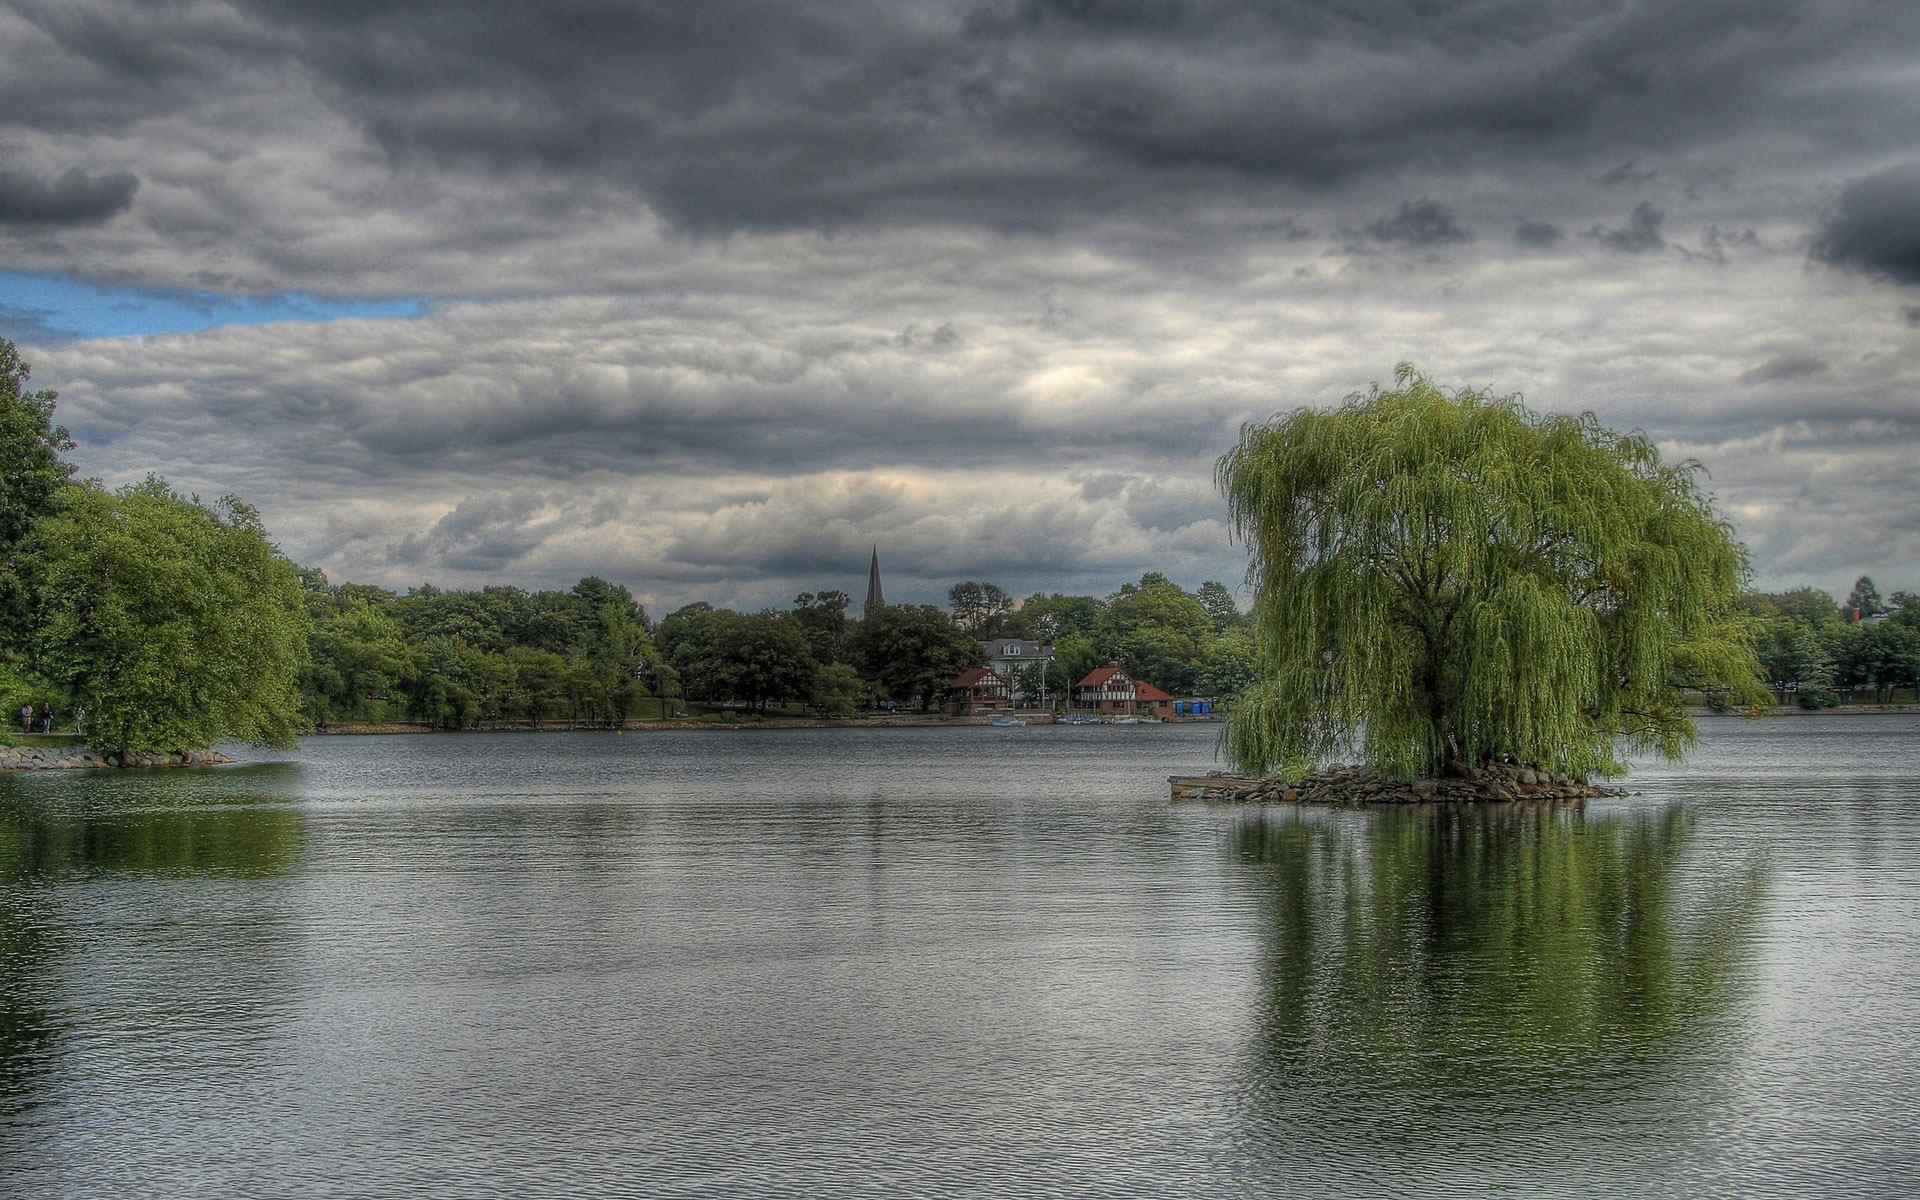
[0, 732, 89, 748]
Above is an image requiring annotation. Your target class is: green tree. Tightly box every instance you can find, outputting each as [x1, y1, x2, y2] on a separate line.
[567, 578, 655, 724]
[303, 597, 415, 724]
[657, 603, 735, 702]
[850, 604, 979, 710]
[1017, 592, 1104, 641]
[506, 645, 571, 721]
[26, 479, 311, 755]
[1007, 660, 1052, 708]
[1196, 627, 1258, 701]
[0, 339, 77, 646]
[948, 581, 1014, 635]
[1829, 621, 1920, 703]
[656, 606, 815, 712]
[718, 614, 817, 712]
[792, 590, 852, 664]
[0, 339, 74, 555]
[1217, 365, 1765, 780]
[1051, 632, 1103, 703]
[1759, 620, 1836, 708]
[1845, 575, 1883, 619]
[1095, 572, 1213, 694]
[809, 662, 866, 718]
[1739, 586, 1840, 627]
[1196, 580, 1242, 631]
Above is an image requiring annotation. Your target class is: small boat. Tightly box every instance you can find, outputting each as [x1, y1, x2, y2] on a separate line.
[1057, 714, 1098, 726]
[990, 716, 1027, 727]
[1107, 716, 1141, 725]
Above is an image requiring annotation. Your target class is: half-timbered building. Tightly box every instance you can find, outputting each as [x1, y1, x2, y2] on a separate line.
[1072, 664, 1174, 718]
[947, 665, 1013, 715]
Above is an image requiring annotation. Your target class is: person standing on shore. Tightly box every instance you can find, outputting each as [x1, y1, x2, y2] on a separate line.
[42, 705, 54, 733]
[18, 703, 30, 734]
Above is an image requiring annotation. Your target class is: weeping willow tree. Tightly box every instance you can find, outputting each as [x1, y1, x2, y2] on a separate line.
[1218, 365, 1765, 781]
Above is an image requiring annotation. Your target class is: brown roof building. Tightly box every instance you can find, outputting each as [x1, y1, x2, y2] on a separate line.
[947, 665, 1012, 715]
[1072, 664, 1174, 718]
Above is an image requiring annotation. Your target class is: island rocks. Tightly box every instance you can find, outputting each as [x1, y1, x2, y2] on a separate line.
[1182, 761, 1624, 805]
[0, 746, 235, 771]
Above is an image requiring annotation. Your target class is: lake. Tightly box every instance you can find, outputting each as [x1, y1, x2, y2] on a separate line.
[3, 717, 1918, 1198]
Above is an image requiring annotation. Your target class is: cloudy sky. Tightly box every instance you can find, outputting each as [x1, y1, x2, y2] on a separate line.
[3, 0, 1917, 614]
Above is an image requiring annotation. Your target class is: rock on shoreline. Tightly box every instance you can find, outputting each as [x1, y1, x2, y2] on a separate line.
[1184, 761, 1625, 805]
[0, 746, 235, 771]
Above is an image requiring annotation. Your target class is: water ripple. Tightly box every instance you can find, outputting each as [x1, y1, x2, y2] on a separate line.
[1, 718, 1917, 1197]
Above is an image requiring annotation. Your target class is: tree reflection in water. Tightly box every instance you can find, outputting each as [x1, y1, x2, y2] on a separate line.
[0, 773, 307, 1123]
[1229, 803, 1769, 1148]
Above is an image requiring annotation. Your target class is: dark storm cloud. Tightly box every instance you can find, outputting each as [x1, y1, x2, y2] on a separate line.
[1513, 218, 1565, 247]
[1813, 164, 1920, 286]
[1366, 200, 1472, 246]
[1587, 201, 1665, 254]
[0, 166, 137, 225]
[6, 0, 1920, 604]
[1698, 224, 1760, 264]
[1738, 354, 1828, 386]
[7, 0, 1918, 248]
[1593, 159, 1657, 189]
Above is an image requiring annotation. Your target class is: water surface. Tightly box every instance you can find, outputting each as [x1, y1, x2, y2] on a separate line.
[3, 718, 1918, 1197]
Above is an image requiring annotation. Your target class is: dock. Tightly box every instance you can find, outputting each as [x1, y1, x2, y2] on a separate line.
[1169, 773, 1268, 802]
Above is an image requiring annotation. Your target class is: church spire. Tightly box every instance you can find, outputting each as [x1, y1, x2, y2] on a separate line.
[864, 545, 885, 615]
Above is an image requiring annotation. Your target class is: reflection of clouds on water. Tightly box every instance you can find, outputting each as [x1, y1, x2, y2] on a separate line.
[1226, 804, 1771, 1179]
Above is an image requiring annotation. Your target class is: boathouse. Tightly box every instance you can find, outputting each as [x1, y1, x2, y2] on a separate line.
[947, 666, 1013, 715]
[1072, 664, 1174, 718]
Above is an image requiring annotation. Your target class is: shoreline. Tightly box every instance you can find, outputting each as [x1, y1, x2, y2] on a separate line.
[310, 714, 1227, 735]
[1686, 703, 1920, 716]
[0, 746, 235, 772]
[309, 705, 1918, 736]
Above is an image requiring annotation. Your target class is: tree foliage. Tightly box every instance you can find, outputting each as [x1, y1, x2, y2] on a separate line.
[1217, 365, 1765, 780]
[1195, 580, 1242, 631]
[26, 479, 311, 753]
[656, 606, 818, 712]
[947, 581, 1014, 635]
[0, 341, 74, 554]
[297, 573, 662, 727]
[1050, 632, 1103, 698]
[1016, 592, 1103, 641]
[0, 340, 77, 642]
[1741, 582, 1920, 706]
[1829, 620, 1920, 703]
[850, 603, 980, 710]
[1845, 575, 1883, 618]
[791, 590, 851, 663]
[809, 662, 866, 718]
[1095, 573, 1214, 694]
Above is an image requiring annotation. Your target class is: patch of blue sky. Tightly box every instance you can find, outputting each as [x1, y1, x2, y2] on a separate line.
[0, 271, 425, 342]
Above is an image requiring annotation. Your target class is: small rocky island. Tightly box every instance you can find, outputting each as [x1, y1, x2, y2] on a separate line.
[0, 745, 234, 771]
[1173, 761, 1624, 805]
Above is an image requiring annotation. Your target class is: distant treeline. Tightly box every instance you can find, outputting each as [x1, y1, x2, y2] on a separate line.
[1742, 576, 1920, 706]
[6, 329, 1257, 739]
[296, 571, 1258, 728]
